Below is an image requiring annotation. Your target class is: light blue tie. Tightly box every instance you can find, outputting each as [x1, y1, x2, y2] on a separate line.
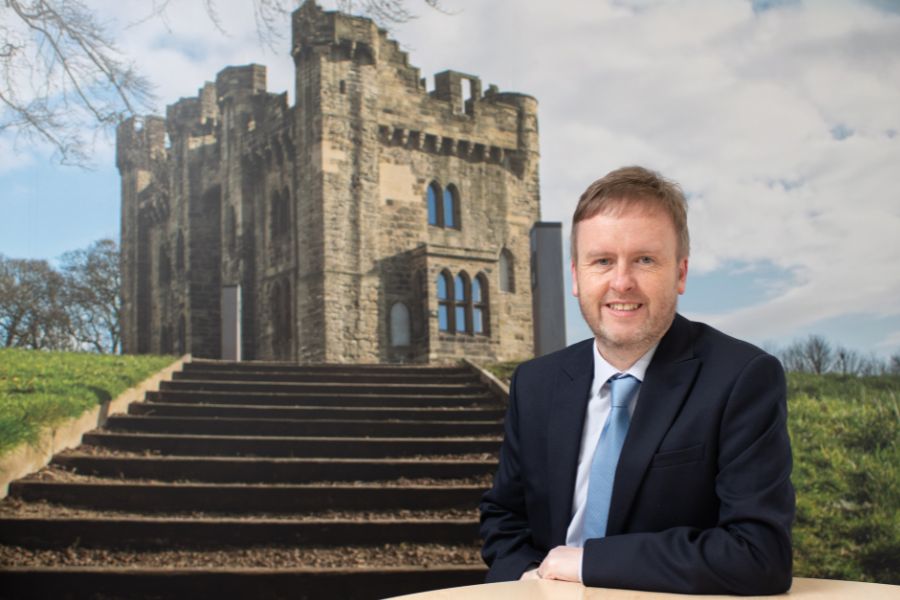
[582, 374, 640, 542]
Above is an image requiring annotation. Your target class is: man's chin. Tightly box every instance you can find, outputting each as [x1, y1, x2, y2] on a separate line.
[598, 326, 645, 349]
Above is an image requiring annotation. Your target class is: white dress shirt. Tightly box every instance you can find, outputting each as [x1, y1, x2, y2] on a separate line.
[565, 342, 658, 548]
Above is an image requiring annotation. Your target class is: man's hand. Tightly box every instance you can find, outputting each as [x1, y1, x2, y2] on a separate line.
[537, 546, 583, 582]
[520, 567, 541, 581]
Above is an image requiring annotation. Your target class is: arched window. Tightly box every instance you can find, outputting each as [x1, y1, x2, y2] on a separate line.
[270, 281, 282, 334]
[437, 271, 453, 332]
[473, 273, 489, 335]
[280, 186, 291, 232]
[270, 188, 290, 240]
[443, 185, 459, 229]
[427, 181, 441, 226]
[454, 272, 470, 334]
[158, 245, 171, 285]
[270, 281, 292, 359]
[390, 302, 411, 346]
[269, 190, 278, 239]
[427, 182, 461, 229]
[499, 248, 515, 293]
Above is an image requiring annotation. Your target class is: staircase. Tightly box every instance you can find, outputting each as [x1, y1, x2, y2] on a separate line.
[0, 360, 505, 600]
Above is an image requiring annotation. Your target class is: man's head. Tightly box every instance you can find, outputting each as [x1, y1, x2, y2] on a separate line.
[571, 166, 690, 261]
[570, 166, 690, 369]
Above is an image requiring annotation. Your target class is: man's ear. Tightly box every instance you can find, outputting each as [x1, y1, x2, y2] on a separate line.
[677, 257, 689, 295]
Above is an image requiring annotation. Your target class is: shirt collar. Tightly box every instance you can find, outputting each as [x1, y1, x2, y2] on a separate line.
[591, 340, 659, 388]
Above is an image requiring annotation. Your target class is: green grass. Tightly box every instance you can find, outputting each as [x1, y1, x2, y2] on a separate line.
[788, 373, 899, 584]
[0, 349, 175, 456]
[482, 360, 526, 385]
[484, 362, 899, 584]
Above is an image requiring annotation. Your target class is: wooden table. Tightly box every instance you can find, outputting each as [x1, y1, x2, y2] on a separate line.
[390, 578, 899, 600]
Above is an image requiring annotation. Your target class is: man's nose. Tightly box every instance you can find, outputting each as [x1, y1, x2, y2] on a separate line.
[610, 264, 636, 292]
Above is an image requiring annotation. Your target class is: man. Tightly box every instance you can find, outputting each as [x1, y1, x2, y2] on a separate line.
[479, 166, 794, 595]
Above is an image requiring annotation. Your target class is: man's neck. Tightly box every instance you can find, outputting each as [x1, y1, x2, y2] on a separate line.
[595, 341, 654, 372]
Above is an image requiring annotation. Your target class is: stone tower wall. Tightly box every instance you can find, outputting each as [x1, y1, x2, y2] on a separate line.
[118, 0, 541, 364]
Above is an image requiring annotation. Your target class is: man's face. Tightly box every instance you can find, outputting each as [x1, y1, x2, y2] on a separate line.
[571, 203, 688, 364]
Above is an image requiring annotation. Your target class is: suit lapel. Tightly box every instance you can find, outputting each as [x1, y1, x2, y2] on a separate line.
[606, 314, 701, 535]
[547, 340, 594, 545]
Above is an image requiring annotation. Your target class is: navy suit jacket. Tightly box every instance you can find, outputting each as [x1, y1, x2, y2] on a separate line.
[479, 314, 794, 594]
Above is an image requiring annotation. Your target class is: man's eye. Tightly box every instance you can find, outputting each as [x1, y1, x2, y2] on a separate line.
[638, 256, 654, 265]
[595, 258, 611, 266]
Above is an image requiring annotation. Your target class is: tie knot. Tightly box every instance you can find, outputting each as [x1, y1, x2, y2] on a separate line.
[609, 374, 640, 408]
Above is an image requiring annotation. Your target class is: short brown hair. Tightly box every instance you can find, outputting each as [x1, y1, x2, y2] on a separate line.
[571, 166, 690, 260]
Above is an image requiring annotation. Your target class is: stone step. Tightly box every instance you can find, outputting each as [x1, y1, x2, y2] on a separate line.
[82, 432, 501, 458]
[145, 389, 498, 407]
[52, 455, 497, 483]
[0, 517, 479, 549]
[129, 401, 505, 421]
[0, 566, 486, 600]
[0, 360, 503, 600]
[104, 415, 502, 438]
[8, 481, 486, 513]
[186, 359, 472, 377]
[159, 379, 484, 396]
[173, 369, 480, 384]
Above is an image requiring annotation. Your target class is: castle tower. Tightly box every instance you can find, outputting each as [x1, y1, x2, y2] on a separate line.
[118, 0, 541, 364]
[116, 116, 167, 355]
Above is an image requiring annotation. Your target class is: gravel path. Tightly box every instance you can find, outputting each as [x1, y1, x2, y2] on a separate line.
[18, 464, 494, 488]
[0, 497, 480, 522]
[0, 543, 482, 568]
[62, 447, 499, 461]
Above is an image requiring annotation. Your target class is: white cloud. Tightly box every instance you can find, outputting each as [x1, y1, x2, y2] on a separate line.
[3, 0, 898, 353]
[408, 0, 900, 347]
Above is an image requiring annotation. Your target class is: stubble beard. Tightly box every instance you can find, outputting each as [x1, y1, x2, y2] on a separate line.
[579, 294, 678, 362]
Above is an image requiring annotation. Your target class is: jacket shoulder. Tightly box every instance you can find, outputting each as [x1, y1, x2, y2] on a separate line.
[513, 338, 595, 382]
[685, 317, 780, 370]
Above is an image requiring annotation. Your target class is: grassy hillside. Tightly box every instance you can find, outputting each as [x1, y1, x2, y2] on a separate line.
[485, 362, 899, 584]
[0, 349, 175, 456]
[789, 373, 899, 584]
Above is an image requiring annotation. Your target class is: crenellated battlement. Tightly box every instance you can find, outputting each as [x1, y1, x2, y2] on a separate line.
[215, 65, 267, 101]
[116, 116, 167, 172]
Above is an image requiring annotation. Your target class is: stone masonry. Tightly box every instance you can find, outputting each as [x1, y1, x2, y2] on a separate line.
[117, 0, 540, 364]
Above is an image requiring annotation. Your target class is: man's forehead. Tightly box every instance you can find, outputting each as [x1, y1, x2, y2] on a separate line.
[592, 196, 671, 218]
[577, 201, 677, 231]
[574, 206, 679, 251]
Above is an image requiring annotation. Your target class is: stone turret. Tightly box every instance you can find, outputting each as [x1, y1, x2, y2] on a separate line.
[116, 116, 166, 171]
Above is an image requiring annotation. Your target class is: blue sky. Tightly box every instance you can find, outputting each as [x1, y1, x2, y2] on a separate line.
[2, 0, 899, 358]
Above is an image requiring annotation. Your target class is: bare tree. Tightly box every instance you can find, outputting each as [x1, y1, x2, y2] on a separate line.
[1, 0, 442, 165]
[60, 238, 121, 353]
[1, 0, 154, 164]
[859, 354, 885, 376]
[0, 254, 70, 349]
[800, 334, 834, 375]
[776, 335, 896, 376]
[336, 0, 444, 25]
[834, 345, 865, 376]
[777, 340, 808, 373]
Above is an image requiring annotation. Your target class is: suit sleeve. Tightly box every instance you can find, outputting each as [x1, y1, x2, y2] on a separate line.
[582, 353, 795, 595]
[479, 366, 546, 581]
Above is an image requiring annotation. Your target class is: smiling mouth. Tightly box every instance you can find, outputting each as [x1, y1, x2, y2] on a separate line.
[607, 303, 642, 311]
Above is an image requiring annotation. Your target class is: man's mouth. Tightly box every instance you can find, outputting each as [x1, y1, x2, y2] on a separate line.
[607, 303, 642, 311]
